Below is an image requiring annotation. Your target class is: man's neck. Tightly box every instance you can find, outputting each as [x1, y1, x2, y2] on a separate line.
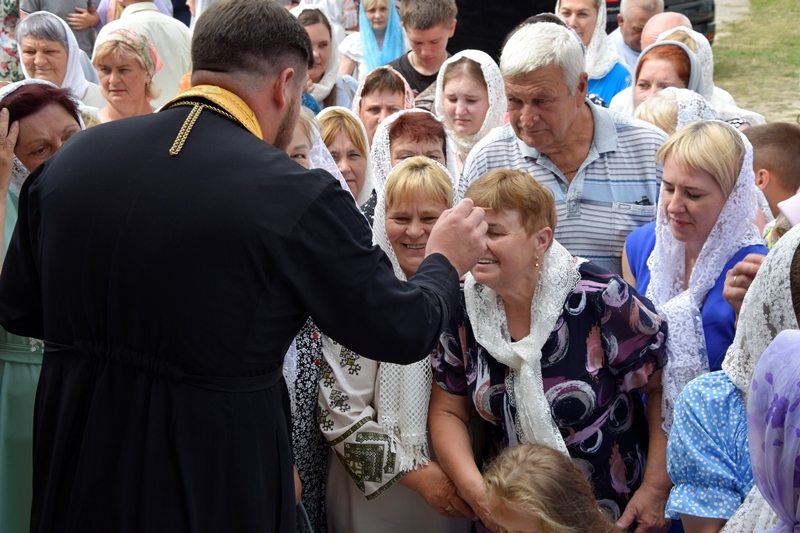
[546, 104, 595, 183]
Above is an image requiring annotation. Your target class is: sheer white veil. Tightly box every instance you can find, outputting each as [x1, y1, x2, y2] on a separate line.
[433, 50, 507, 159]
[646, 122, 764, 433]
[292, 5, 342, 103]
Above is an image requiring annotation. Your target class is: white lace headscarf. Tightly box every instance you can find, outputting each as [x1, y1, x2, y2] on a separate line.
[719, 224, 800, 533]
[555, 0, 623, 79]
[656, 27, 766, 126]
[665, 87, 717, 130]
[371, 157, 457, 470]
[316, 106, 375, 206]
[647, 122, 764, 433]
[620, 40, 704, 117]
[293, 6, 342, 103]
[370, 108, 458, 194]
[350, 65, 416, 137]
[0, 79, 86, 198]
[17, 12, 89, 102]
[464, 237, 580, 455]
[722, 224, 800, 392]
[433, 50, 507, 159]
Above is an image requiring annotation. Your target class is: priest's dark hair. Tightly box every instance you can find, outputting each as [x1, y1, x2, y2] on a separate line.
[191, 0, 313, 80]
[0, 83, 80, 126]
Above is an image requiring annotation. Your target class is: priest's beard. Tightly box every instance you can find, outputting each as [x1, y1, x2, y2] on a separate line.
[273, 95, 299, 151]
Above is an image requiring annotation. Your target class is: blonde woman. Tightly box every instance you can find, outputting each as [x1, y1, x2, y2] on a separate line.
[92, 29, 162, 121]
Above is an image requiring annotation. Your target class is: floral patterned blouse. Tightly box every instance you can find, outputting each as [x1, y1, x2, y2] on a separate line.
[433, 261, 668, 520]
[0, 0, 23, 82]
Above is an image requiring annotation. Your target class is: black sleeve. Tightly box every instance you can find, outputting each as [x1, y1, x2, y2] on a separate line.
[0, 175, 44, 338]
[281, 180, 459, 365]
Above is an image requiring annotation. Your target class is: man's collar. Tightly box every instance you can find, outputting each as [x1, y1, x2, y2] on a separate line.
[120, 2, 159, 16]
[515, 100, 618, 159]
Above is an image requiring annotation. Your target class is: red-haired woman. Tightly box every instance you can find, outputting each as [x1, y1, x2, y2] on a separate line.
[610, 40, 703, 116]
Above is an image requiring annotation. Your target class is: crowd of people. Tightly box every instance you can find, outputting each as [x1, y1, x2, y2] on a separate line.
[0, 0, 799, 533]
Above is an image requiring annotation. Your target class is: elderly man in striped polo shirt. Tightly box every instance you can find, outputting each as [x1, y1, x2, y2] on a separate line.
[458, 22, 666, 275]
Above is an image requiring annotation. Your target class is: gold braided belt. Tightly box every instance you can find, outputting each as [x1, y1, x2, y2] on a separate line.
[160, 85, 263, 156]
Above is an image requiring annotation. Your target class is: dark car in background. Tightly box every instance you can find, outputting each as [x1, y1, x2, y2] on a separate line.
[605, 0, 716, 42]
[448, 0, 715, 60]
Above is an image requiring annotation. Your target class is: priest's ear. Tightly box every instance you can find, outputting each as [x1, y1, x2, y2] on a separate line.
[273, 67, 300, 111]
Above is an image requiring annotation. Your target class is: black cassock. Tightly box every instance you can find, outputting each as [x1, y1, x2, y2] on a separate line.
[0, 106, 458, 532]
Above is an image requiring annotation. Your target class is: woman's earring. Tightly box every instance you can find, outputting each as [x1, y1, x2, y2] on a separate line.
[535, 256, 540, 268]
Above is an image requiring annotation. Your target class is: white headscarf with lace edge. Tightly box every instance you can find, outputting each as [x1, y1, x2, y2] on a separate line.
[646, 122, 764, 434]
[433, 50, 507, 159]
[369, 156, 457, 470]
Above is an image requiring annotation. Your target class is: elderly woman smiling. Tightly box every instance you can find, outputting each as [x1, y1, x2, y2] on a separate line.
[92, 29, 162, 121]
[429, 169, 670, 532]
[16, 11, 106, 113]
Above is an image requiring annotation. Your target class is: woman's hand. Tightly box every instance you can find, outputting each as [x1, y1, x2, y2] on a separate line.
[458, 476, 503, 533]
[722, 254, 765, 318]
[616, 481, 672, 533]
[400, 461, 474, 518]
[0, 108, 19, 195]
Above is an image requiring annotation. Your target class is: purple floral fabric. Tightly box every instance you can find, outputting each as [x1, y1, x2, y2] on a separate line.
[748, 329, 800, 533]
[433, 260, 667, 519]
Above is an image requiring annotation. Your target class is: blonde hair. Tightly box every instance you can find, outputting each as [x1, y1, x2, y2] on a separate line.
[660, 28, 696, 52]
[93, 40, 161, 101]
[385, 156, 452, 209]
[657, 120, 744, 198]
[634, 89, 678, 135]
[465, 169, 557, 238]
[483, 443, 621, 533]
[295, 107, 318, 146]
[319, 108, 368, 159]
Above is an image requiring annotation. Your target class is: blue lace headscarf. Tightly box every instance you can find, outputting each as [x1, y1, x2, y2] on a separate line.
[360, 0, 405, 72]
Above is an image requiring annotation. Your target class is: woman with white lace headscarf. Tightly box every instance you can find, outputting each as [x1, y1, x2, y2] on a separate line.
[370, 108, 458, 192]
[319, 156, 472, 533]
[663, 224, 800, 533]
[0, 78, 84, 533]
[294, 7, 358, 110]
[433, 50, 506, 176]
[609, 40, 703, 117]
[429, 168, 669, 531]
[622, 121, 768, 436]
[556, 0, 631, 105]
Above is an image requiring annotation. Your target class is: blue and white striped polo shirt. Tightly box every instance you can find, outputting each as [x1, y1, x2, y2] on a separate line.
[459, 102, 667, 275]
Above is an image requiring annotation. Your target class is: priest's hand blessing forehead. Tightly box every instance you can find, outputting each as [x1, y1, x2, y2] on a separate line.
[426, 198, 488, 277]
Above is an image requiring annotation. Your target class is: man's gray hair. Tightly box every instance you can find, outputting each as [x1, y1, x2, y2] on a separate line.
[620, 0, 665, 19]
[16, 11, 69, 50]
[500, 23, 585, 94]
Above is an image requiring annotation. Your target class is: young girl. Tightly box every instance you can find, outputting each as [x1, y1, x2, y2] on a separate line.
[483, 443, 622, 533]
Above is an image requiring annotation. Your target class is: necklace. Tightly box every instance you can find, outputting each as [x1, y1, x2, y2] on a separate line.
[167, 101, 242, 156]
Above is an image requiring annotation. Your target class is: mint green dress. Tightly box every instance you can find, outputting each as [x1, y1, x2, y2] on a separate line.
[0, 189, 43, 533]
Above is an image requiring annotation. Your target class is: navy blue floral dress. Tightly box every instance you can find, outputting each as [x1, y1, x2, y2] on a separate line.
[433, 261, 668, 520]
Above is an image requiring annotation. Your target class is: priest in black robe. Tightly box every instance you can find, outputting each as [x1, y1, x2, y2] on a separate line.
[0, 2, 487, 531]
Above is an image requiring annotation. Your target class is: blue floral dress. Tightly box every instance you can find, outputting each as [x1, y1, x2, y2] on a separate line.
[433, 261, 668, 520]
